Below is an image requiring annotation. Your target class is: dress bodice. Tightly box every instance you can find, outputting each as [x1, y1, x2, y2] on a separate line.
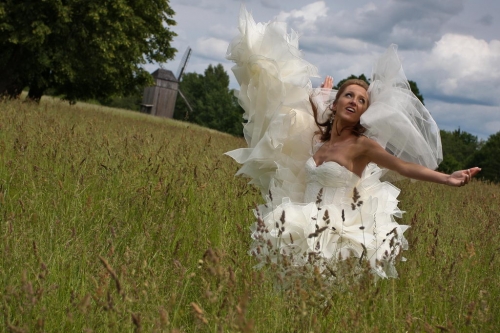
[304, 157, 360, 205]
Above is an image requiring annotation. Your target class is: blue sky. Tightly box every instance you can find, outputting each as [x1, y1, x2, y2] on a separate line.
[149, 0, 500, 140]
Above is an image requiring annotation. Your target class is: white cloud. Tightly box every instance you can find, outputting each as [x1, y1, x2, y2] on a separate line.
[432, 34, 500, 78]
[393, 33, 500, 138]
[208, 24, 239, 40]
[195, 37, 229, 61]
[412, 34, 500, 106]
[277, 1, 328, 32]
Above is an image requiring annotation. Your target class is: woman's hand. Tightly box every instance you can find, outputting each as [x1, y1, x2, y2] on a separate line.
[446, 167, 481, 187]
[321, 76, 334, 89]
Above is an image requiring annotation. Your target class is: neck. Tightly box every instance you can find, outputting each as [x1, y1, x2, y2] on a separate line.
[330, 118, 357, 140]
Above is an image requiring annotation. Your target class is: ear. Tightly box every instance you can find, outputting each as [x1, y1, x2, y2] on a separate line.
[331, 101, 337, 111]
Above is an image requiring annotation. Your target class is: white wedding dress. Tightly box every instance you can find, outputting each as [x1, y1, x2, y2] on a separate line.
[226, 7, 442, 279]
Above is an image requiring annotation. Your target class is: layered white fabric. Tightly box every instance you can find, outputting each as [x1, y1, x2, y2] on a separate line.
[225, 7, 319, 203]
[363, 45, 443, 181]
[252, 158, 408, 278]
[225, 6, 441, 278]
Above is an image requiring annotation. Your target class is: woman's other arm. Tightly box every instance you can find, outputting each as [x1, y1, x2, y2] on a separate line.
[362, 137, 481, 187]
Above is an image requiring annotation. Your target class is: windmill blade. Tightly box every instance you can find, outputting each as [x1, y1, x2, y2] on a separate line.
[178, 89, 194, 115]
[176, 47, 192, 81]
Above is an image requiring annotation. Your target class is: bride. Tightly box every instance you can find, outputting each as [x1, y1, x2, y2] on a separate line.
[225, 7, 480, 278]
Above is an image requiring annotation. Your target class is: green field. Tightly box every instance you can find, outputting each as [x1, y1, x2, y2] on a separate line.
[1, 98, 499, 332]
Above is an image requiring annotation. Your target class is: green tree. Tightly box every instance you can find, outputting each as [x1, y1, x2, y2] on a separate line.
[438, 129, 481, 174]
[174, 64, 244, 136]
[334, 74, 370, 90]
[0, 0, 176, 102]
[334, 74, 425, 105]
[408, 80, 424, 105]
[467, 131, 500, 183]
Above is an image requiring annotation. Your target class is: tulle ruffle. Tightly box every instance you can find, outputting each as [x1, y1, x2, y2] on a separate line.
[225, 6, 319, 203]
[362, 45, 443, 181]
[250, 161, 408, 279]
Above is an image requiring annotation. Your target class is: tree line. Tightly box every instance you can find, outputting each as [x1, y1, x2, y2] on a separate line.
[439, 129, 500, 183]
[173, 64, 243, 137]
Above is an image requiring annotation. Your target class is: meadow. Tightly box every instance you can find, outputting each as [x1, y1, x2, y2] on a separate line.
[0, 98, 499, 332]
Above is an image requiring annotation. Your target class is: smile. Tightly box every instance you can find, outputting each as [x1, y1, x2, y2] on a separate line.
[346, 107, 355, 113]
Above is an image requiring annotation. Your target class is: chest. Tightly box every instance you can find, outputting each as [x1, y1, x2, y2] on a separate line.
[313, 141, 367, 176]
[314, 143, 355, 165]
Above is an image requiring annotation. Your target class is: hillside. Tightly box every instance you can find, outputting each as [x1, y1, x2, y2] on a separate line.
[0, 98, 499, 332]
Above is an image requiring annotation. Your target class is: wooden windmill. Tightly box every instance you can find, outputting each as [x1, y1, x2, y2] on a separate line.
[140, 47, 194, 118]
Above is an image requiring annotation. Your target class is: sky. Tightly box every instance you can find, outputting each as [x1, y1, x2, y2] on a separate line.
[149, 0, 500, 140]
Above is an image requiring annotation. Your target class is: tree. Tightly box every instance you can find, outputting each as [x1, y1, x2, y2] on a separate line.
[334, 74, 425, 104]
[467, 131, 500, 183]
[0, 0, 176, 102]
[334, 74, 369, 90]
[173, 64, 244, 136]
[438, 129, 481, 174]
[408, 80, 424, 105]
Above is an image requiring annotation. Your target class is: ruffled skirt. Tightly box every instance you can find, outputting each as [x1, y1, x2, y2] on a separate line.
[250, 163, 409, 279]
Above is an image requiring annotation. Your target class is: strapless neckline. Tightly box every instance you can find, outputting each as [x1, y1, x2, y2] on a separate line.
[307, 157, 360, 179]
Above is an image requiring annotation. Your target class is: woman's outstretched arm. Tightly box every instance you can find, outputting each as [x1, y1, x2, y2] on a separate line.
[362, 137, 481, 187]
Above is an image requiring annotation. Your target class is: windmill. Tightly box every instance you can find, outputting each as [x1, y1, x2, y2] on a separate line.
[175, 47, 194, 116]
[140, 47, 193, 118]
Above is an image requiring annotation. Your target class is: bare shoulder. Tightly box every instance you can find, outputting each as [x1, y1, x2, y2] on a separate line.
[355, 135, 381, 151]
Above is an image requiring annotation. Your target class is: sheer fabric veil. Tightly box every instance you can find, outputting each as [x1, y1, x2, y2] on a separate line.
[362, 45, 443, 181]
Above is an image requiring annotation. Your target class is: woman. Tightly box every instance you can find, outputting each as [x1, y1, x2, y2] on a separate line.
[313, 76, 479, 186]
[226, 7, 480, 278]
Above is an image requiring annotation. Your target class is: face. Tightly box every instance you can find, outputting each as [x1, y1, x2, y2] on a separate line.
[332, 84, 369, 125]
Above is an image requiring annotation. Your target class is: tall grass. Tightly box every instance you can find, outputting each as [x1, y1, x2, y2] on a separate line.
[0, 98, 499, 332]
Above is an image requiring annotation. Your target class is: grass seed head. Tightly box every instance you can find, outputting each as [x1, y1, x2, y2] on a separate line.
[352, 187, 360, 203]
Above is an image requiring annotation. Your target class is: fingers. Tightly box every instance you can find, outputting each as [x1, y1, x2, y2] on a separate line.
[470, 167, 481, 177]
[321, 76, 334, 89]
[459, 167, 481, 187]
[327, 76, 333, 87]
[462, 169, 471, 186]
[455, 170, 469, 187]
[464, 167, 481, 186]
[460, 174, 467, 186]
[450, 167, 481, 187]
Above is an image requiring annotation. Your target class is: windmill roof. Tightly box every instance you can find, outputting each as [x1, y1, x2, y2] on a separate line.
[151, 69, 178, 82]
